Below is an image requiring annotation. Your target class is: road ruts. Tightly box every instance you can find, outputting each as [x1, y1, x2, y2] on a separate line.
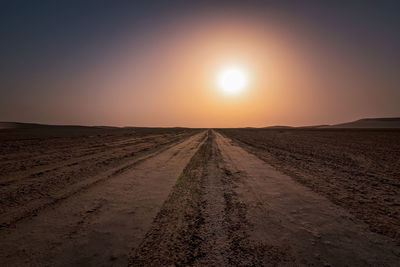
[130, 130, 400, 266]
[0, 130, 197, 230]
[130, 130, 281, 266]
[2, 128, 399, 266]
[214, 130, 400, 266]
[0, 131, 206, 267]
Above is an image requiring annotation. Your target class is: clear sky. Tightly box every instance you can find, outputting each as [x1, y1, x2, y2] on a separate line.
[1, 0, 399, 127]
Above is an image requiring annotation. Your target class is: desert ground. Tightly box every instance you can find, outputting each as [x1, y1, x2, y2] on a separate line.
[0, 126, 399, 266]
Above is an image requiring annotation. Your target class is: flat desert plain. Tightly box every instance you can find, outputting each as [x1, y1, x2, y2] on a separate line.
[0, 126, 399, 266]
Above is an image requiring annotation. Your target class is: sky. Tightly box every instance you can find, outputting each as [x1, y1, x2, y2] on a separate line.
[0, 0, 399, 127]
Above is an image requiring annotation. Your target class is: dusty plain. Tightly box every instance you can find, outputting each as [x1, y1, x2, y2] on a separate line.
[219, 128, 400, 243]
[0, 126, 399, 266]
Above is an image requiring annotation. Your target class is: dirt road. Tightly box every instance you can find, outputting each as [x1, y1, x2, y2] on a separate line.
[219, 128, 400, 242]
[214, 131, 399, 265]
[131, 130, 399, 266]
[1, 129, 399, 266]
[0, 131, 206, 266]
[0, 128, 198, 229]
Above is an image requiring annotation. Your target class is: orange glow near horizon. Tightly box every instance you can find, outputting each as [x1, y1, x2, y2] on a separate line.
[77, 17, 328, 127]
[7, 11, 396, 128]
[110, 16, 324, 128]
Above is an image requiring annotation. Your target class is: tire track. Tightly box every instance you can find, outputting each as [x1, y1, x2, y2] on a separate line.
[0, 131, 198, 230]
[130, 130, 400, 266]
[0, 131, 207, 266]
[130, 131, 280, 266]
[214, 131, 400, 266]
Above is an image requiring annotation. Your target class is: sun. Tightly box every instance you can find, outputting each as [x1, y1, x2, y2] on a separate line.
[217, 66, 249, 94]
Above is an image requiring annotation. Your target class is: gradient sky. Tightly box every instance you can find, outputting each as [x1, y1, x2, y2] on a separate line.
[1, 0, 399, 127]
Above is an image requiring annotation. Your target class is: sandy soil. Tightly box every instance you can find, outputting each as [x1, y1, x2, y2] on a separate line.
[130, 131, 400, 266]
[1, 127, 399, 266]
[219, 128, 400, 243]
[0, 127, 204, 265]
[0, 127, 199, 229]
[215, 132, 399, 265]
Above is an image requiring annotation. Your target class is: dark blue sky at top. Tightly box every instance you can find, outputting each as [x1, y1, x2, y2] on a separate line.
[1, 0, 399, 74]
[0, 0, 399, 124]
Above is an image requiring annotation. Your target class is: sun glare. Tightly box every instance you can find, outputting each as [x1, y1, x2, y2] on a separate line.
[217, 66, 249, 94]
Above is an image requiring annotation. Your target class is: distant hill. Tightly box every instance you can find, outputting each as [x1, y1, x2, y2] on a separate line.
[0, 122, 117, 130]
[326, 117, 400, 128]
[2, 118, 400, 130]
[0, 122, 54, 129]
[261, 118, 400, 129]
